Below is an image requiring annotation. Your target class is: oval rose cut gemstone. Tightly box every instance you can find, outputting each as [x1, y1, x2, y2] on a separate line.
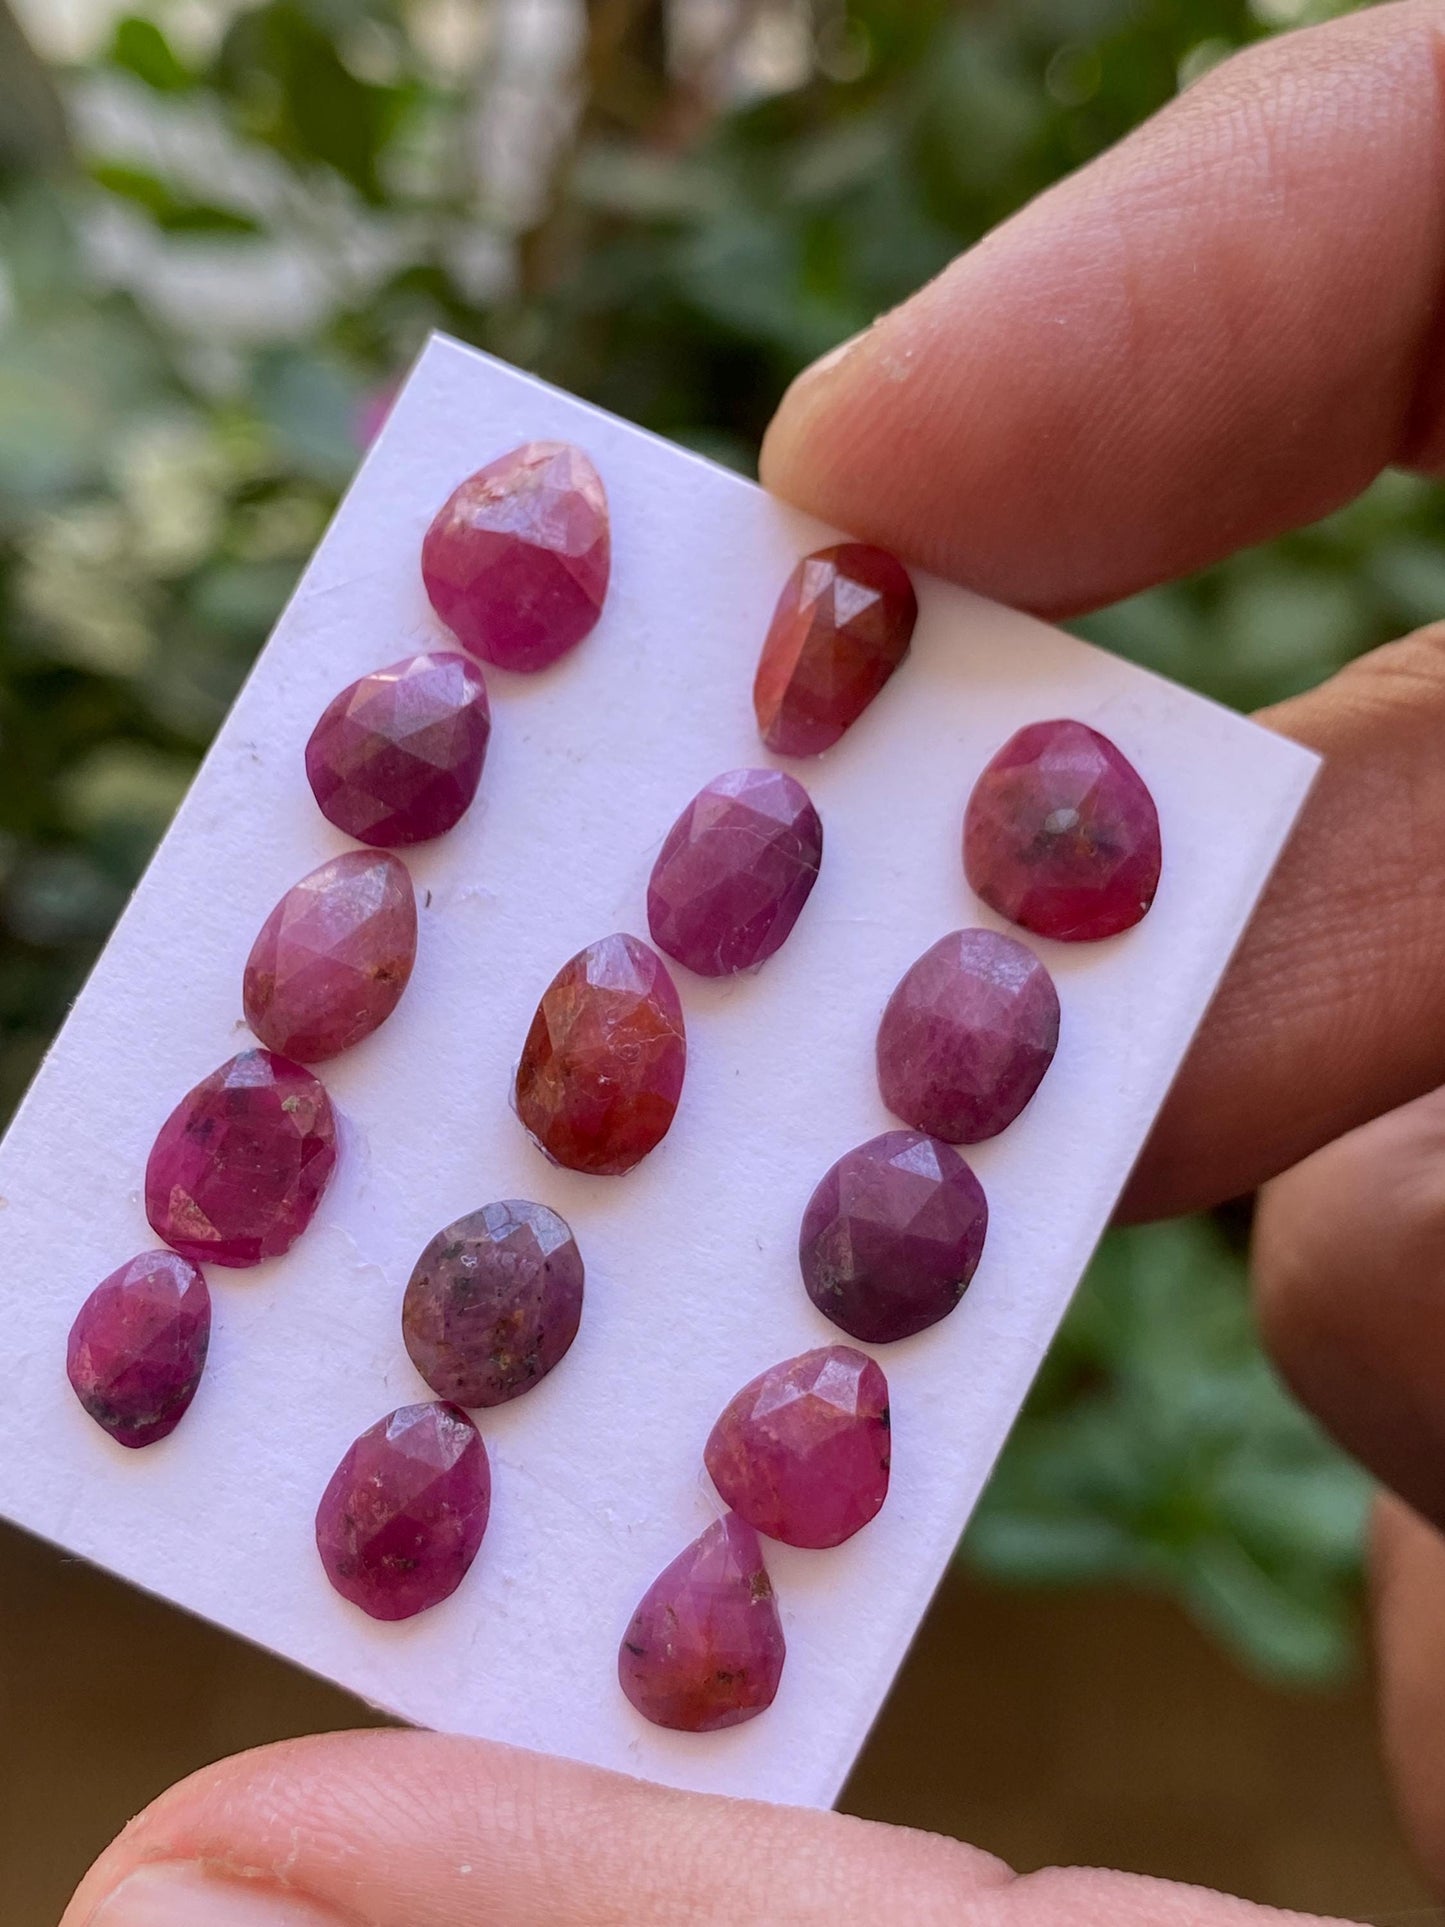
[403, 1199, 584, 1407]
[705, 1345, 890, 1549]
[515, 934, 686, 1176]
[618, 1514, 785, 1732]
[754, 543, 918, 757]
[66, 1250, 211, 1449]
[145, 1049, 338, 1267]
[306, 651, 491, 848]
[800, 1130, 988, 1344]
[647, 767, 823, 977]
[422, 441, 610, 672]
[964, 719, 1162, 941]
[315, 1401, 491, 1622]
[244, 850, 418, 1063]
[877, 928, 1060, 1143]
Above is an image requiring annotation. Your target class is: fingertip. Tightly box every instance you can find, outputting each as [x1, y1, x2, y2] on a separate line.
[762, 3, 1445, 611]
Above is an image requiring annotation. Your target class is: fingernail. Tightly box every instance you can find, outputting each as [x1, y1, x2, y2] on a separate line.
[89, 1863, 352, 1927]
[793, 325, 870, 385]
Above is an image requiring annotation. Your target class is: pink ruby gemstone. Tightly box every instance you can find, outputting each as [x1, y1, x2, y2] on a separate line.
[754, 543, 918, 756]
[647, 767, 823, 977]
[799, 1130, 988, 1344]
[422, 441, 610, 672]
[66, 1250, 211, 1449]
[964, 719, 1162, 941]
[305, 651, 491, 848]
[145, 1049, 338, 1267]
[705, 1346, 890, 1549]
[618, 1514, 785, 1732]
[315, 1401, 490, 1622]
[877, 928, 1060, 1143]
[244, 849, 417, 1063]
[515, 934, 686, 1176]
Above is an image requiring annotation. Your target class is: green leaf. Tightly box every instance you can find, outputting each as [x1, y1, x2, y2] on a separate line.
[1183, 1539, 1358, 1685]
[109, 17, 193, 93]
[89, 163, 260, 234]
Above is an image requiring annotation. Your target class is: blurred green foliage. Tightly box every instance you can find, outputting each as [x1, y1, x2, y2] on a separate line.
[0, 0, 1405, 1682]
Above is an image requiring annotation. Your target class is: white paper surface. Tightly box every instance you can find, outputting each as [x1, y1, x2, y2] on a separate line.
[0, 336, 1316, 1808]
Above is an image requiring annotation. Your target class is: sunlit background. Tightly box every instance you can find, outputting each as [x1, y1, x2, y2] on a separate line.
[0, 2, 1435, 1919]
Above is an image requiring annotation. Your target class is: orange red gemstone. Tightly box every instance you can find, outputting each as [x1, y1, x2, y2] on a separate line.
[754, 543, 917, 756]
[514, 934, 686, 1176]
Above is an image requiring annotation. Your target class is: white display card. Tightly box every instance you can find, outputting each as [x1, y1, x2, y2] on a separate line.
[0, 336, 1316, 1806]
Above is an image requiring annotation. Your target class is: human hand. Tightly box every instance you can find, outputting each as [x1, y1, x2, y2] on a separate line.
[61, 5, 1445, 1921]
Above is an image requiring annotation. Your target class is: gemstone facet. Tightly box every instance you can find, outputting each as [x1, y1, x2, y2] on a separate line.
[243, 850, 417, 1063]
[145, 1049, 338, 1267]
[618, 1514, 785, 1732]
[963, 719, 1162, 941]
[305, 651, 491, 848]
[515, 934, 686, 1176]
[315, 1401, 491, 1621]
[422, 441, 610, 672]
[705, 1346, 890, 1548]
[66, 1250, 211, 1449]
[876, 928, 1059, 1143]
[754, 543, 917, 757]
[403, 1199, 584, 1407]
[799, 1130, 988, 1344]
[647, 767, 823, 977]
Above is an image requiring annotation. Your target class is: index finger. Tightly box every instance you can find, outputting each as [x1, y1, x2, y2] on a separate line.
[762, 1, 1445, 616]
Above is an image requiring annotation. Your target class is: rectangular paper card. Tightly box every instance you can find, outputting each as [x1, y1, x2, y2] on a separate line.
[0, 336, 1315, 1807]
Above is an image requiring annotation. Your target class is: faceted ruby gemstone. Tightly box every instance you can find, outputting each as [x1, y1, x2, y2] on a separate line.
[66, 1250, 211, 1449]
[754, 543, 918, 757]
[647, 768, 823, 977]
[618, 1514, 785, 1732]
[422, 442, 610, 672]
[315, 1401, 490, 1622]
[964, 719, 1162, 941]
[403, 1199, 584, 1407]
[243, 850, 417, 1063]
[305, 651, 491, 848]
[799, 1130, 988, 1344]
[145, 1049, 338, 1267]
[876, 929, 1059, 1143]
[705, 1346, 890, 1548]
[515, 934, 686, 1176]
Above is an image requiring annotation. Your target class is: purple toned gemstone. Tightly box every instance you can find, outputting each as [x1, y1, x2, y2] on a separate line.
[66, 1250, 211, 1449]
[305, 651, 491, 848]
[799, 1130, 988, 1344]
[422, 442, 610, 672]
[705, 1346, 890, 1548]
[618, 1514, 785, 1732]
[402, 1199, 584, 1407]
[876, 928, 1060, 1143]
[243, 850, 417, 1063]
[315, 1401, 491, 1621]
[145, 1049, 338, 1267]
[646, 768, 823, 977]
[964, 719, 1162, 941]
[515, 934, 686, 1176]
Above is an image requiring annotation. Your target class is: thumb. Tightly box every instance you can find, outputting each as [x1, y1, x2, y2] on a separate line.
[61, 1729, 1350, 1927]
